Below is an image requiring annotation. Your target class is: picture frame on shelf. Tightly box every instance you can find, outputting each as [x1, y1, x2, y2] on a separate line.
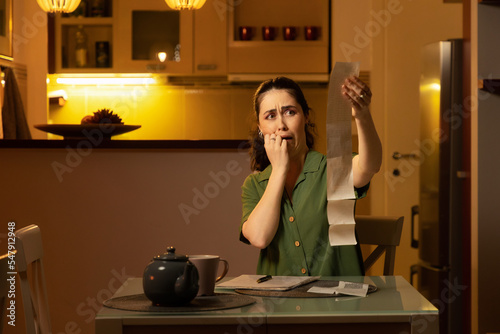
[0, 0, 13, 60]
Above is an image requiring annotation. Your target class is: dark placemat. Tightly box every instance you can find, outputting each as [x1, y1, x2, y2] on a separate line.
[235, 280, 377, 298]
[103, 293, 256, 312]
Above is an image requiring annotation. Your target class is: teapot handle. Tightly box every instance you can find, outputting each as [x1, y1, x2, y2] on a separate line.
[216, 259, 229, 282]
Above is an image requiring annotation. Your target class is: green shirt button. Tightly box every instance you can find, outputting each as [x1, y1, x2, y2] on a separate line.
[294, 241, 300, 247]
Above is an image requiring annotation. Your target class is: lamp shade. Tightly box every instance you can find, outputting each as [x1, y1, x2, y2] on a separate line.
[164, 0, 207, 10]
[36, 0, 82, 13]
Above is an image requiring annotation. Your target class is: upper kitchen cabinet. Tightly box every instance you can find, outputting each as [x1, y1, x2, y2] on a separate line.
[227, 0, 330, 82]
[114, 0, 193, 74]
[192, 1, 227, 76]
[53, 0, 114, 72]
[51, 0, 227, 75]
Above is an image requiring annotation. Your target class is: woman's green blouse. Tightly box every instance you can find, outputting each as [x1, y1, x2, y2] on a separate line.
[240, 150, 369, 276]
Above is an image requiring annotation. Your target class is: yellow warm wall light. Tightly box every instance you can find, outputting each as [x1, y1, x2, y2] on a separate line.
[165, 0, 206, 10]
[37, 0, 81, 13]
[55, 77, 156, 85]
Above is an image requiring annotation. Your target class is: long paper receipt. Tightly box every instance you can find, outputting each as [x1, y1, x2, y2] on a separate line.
[326, 62, 360, 246]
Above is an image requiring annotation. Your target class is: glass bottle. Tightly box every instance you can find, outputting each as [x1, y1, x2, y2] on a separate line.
[91, 0, 105, 17]
[71, 0, 87, 18]
[75, 25, 89, 68]
[95, 41, 110, 68]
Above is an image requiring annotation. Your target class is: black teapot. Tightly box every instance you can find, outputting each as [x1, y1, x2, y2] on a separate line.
[143, 247, 199, 306]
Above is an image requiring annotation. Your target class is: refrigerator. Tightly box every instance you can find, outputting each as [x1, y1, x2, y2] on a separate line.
[412, 39, 466, 334]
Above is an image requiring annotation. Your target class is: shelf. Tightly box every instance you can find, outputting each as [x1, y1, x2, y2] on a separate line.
[229, 40, 326, 48]
[59, 17, 113, 25]
[53, 0, 114, 73]
[479, 79, 500, 95]
[227, 0, 330, 76]
[479, 0, 500, 5]
[59, 24, 113, 70]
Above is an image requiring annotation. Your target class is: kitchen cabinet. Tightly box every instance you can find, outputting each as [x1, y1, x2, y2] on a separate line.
[227, 0, 330, 81]
[114, 0, 193, 74]
[53, 0, 114, 72]
[192, 1, 227, 76]
[52, 0, 227, 75]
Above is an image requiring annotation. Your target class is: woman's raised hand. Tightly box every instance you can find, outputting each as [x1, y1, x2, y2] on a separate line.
[264, 133, 289, 174]
[342, 76, 373, 119]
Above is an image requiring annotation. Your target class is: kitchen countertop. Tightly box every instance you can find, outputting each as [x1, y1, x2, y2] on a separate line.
[0, 139, 250, 150]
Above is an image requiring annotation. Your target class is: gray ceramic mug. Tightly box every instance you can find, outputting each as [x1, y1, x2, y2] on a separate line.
[188, 255, 229, 296]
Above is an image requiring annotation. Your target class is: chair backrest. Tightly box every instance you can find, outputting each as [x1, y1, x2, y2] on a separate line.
[0, 252, 10, 334]
[15, 224, 52, 334]
[355, 215, 404, 275]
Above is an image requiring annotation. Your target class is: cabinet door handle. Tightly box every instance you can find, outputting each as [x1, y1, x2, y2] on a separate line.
[392, 151, 418, 160]
[197, 64, 217, 71]
[146, 64, 166, 71]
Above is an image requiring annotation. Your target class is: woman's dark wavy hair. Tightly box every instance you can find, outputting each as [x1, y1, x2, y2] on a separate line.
[249, 76, 316, 171]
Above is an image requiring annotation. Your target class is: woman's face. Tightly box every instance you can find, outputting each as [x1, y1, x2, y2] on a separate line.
[258, 89, 309, 157]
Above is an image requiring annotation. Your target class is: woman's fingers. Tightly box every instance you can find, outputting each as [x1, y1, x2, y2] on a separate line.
[349, 76, 372, 97]
[264, 133, 288, 171]
[342, 87, 369, 108]
[343, 77, 371, 99]
[264, 133, 284, 147]
[342, 76, 372, 110]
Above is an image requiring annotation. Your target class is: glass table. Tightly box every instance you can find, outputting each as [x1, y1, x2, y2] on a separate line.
[95, 276, 438, 334]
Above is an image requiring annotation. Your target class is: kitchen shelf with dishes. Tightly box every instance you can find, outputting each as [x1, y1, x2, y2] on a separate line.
[230, 39, 326, 48]
[227, 0, 330, 81]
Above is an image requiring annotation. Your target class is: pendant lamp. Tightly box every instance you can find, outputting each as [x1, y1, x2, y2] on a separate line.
[164, 0, 206, 10]
[37, 0, 82, 13]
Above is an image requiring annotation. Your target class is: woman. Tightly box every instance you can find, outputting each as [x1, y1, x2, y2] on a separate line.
[240, 76, 382, 276]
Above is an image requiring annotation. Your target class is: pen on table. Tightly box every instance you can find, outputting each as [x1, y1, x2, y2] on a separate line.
[256, 275, 272, 283]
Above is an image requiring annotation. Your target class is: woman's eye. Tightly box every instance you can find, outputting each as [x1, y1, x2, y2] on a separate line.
[285, 109, 296, 116]
[265, 113, 276, 119]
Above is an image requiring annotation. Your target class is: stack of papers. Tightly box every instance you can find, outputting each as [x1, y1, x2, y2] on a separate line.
[217, 275, 320, 291]
[308, 281, 369, 297]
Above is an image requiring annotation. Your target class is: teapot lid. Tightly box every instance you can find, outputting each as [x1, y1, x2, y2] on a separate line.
[154, 246, 189, 261]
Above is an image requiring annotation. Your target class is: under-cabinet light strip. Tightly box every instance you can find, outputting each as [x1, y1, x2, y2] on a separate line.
[56, 77, 156, 85]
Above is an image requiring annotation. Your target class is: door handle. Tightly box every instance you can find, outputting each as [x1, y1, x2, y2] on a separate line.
[411, 205, 419, 248]
[392, 151, 418, 160]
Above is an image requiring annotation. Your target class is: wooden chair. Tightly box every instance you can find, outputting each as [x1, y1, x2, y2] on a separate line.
[15, 224, 52, 334]
[355, 215, 404, 275]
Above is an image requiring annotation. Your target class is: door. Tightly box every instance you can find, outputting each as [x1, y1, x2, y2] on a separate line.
[369, 0, 462, 282]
